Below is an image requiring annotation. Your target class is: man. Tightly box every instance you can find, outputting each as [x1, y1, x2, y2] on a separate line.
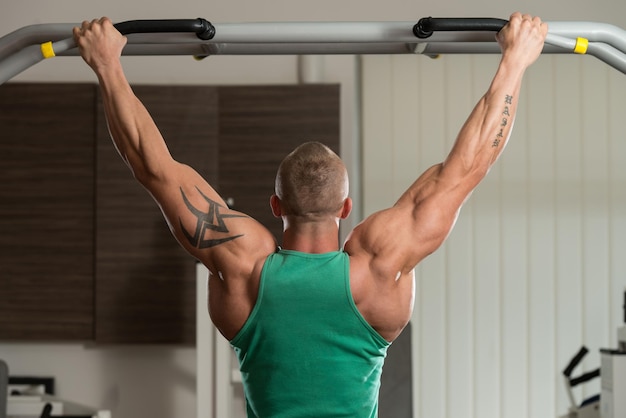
[74, 12, 547, 417]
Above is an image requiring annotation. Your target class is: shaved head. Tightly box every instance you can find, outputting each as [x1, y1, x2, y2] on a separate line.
[275, 142, 348, 219]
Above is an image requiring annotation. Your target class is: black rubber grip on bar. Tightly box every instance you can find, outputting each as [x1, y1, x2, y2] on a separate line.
[114, 18, 215, 40]
[569, 368, 601, 387]
[563, 346, 588, 377]
[414, 17, 508, 39]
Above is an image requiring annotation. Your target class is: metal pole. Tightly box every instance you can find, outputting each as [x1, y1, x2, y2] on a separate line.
[2, 19, 626, 85]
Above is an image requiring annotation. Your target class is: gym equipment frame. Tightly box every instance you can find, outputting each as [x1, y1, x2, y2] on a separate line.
[1, 17, 626, 84]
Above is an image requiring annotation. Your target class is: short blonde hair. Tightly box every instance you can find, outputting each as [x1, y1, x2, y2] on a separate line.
[275, 142, 348, 218]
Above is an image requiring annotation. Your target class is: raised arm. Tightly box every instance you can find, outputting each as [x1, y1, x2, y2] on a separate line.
[345, 13, 547, 277]
[74, 18, 277, 277]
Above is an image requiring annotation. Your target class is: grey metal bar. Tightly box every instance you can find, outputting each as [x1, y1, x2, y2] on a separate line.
[587, 42, 626, 74]
[414, 42, 569, 55]
[54, 42, 420, 56]
[0, 24, 75, 61]
[545, 33, 577, 51]
[212, 21, 417, 43]
[548, 21, 626, 55]
[1, 19, 626, 85]
[126, 28, 497, 45]
[0, 44, 48, 83]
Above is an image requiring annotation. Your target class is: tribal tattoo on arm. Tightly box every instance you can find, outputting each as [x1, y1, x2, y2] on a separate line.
[179, 187, 248, 249]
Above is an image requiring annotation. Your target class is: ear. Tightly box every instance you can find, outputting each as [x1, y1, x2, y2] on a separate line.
[340, 197, 352, 219]
[270, 194, 282, 218]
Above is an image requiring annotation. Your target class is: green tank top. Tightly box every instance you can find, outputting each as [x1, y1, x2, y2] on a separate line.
[230, 250, 390, 418]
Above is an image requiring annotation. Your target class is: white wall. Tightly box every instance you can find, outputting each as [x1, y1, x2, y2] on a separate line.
[362, 51, 626, 417]
[1, 0, 625, 417]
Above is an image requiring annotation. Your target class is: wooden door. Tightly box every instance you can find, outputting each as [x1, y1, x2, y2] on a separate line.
[0, 83, 95, 340]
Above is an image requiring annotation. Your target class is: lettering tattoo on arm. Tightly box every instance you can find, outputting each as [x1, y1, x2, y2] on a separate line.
[492, 94, 514, 148]
[179, 187, 248, 249]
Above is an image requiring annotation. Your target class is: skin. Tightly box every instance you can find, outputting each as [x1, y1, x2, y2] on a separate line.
[74, 12, 547, 343]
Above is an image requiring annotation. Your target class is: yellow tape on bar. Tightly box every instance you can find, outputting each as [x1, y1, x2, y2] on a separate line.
[574, 37, 589, 55]
[40, 41, 56, 59]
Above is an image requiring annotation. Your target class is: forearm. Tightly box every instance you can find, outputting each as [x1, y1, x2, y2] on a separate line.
[443, 56, 526, 179]
[443, 13, 547, 182]
[97, 63, 173, 183]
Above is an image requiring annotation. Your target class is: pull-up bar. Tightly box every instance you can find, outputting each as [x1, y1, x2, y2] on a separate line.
[1, 17, 626, 84]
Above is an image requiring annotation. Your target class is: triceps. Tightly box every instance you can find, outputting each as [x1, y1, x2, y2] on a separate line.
[178, 186, 248, 249]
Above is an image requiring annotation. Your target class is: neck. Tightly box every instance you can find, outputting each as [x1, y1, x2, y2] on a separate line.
[280, 216, 341, 253]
